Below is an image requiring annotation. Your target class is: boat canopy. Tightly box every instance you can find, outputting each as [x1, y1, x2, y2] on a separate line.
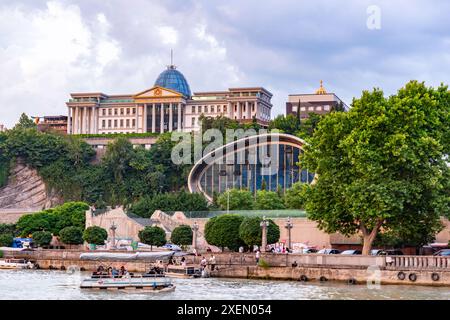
[79, 251, 175, 261]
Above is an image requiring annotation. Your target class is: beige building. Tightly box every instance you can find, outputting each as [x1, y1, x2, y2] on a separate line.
[0, 124, 6, 132]
[66, 65, 272, 135]
[286, 81, 349, 119]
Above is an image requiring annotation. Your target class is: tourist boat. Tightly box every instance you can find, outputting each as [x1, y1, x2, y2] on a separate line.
[0, 258, 35, 270]
[80, 274, 175, 291]
[164, 265, 203, 279]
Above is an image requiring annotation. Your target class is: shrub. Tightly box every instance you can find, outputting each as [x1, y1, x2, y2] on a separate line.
[59, 226, 83, 245]
[138, 226, 166, 250]
[204, 214, 245, 251]
[83, 226, 108, 245]
[258, 258, 270, 269]
[32, 231, 53, 247]
[170, 225, 192, 247]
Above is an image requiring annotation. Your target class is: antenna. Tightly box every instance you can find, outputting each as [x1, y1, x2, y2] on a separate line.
[171, 49, 173, 66]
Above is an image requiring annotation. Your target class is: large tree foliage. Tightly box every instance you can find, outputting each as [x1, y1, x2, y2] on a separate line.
[170, 224, 193, 247]
[284, 182, 310, 209]
[302, 81, 450, 254]
[13, 113, 37, 130]
[204, 214, 245, 251]
[254, 190, 286, 210]
[217, 189, 254, 210]
[269, 114, 300, 135]
[238, 216, 280, 247]
[138, 226, 167, 250]
[32, 231, 53, 247]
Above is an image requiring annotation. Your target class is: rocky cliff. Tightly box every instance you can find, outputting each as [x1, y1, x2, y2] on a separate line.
[0, 160, 62, 210]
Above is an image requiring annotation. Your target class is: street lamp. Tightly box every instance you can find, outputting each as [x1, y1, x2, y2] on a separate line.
[191, 221, 199, 251]
[285, 217, 294, 252]
[260, 216, 270, 253]
[110, 222, 117, 250]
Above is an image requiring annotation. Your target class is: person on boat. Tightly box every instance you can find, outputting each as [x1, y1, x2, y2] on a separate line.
[107, 267, 112, 276]
[209, 255, 216, 271]
[200, 256, 207, 270]
[111, 267, 119, 278]
[255, 250, 260, 265]
[180, 257, 186, 267]
[119, 266, 126, 276]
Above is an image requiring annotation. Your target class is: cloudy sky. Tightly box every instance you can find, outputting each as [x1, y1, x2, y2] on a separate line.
[1, 0, 450, 128]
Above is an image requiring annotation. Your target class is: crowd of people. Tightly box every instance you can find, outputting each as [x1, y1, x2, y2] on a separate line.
[93, 265, 130, 278]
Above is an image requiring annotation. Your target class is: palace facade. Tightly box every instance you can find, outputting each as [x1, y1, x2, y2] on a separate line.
[66, 65, 273, 134]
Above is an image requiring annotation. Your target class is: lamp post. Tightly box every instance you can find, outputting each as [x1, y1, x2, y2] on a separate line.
[260, 216, 269, 253]
[110, 222, 117, 250]
[285, 216, 293, 251]
[192, 221, 199, 251]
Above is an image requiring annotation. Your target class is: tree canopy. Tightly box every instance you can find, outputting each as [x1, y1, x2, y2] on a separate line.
[238, 216, 280, 247]
[217, 189, 254, 210]
[83, 226, 108, 245]
[138, 226, 167, 250]
[59, 226, 84, 245]
[170, 224, 193, 247]
[301, 81, 450, 254]
[254, 190, 286, 210]
[204, 214, 245, 251]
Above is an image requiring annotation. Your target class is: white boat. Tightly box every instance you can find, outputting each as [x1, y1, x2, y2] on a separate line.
[80, 274, 175, 291]
[0, 258, 34, 270]
[164, 265, 202, 279]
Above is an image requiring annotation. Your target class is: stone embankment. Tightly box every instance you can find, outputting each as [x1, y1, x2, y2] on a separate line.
[0, 160, 62, 222]
[3, 249, 450, 286]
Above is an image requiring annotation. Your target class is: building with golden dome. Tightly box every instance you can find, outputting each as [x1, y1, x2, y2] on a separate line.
[286, 81, 349, 119]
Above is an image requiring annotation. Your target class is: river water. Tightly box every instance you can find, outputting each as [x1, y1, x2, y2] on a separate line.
[0, 270, 449, 300]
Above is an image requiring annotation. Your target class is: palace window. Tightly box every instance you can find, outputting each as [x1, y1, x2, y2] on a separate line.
[308, 107, 314, 111]
[191, 117, 195, 126]
[108, 120, 112, 127]
[114, 120, 118, 128]
[211, 106, 215, 113]
[120, 108, 124, 115]
[324, 105, 330, 111]
[120, 119, 124, 127]
[218, 106, 221, 113]
[132, 119, 136, 127]
[223, 105, 227, 112]
[132, 108, 136, 114]
[191, 106, 195, 114]
[126, 108, 130, 115]
[197, 106, 201, 113]
[114, 109, 118, 115]
[301, 107, 306, 111]
[102, 109, 106, 116]
[109, 109, 113, 116]
[204, 106, 208, 113]
[126, 119, 130, 127]
[315, 106, 322, 111]
[102, 120, 106, 128]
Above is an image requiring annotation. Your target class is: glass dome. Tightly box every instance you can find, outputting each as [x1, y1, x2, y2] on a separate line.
[154, 65, 191, 97]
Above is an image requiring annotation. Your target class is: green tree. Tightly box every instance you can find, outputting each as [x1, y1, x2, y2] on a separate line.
[254, 190, 286, 210]
[32, 231, 53, 247]
[302, 81, 450, 255]
[13, 113, 37, 130]
[284, 182, 310, 209]
[269, 114, 300, 135]
[59, 226, 84, 245]
[83, 226, 108, 245]
[170, 225, 193, 248]
[138, 226, 167, 250]
[217, 189, 254, 210]
[0, 234, 13, 247]
[238, 216, 280, 248]
[204, 214, 245, 251]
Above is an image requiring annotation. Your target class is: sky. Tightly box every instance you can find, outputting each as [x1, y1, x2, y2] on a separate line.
[1, 0, 450, 128]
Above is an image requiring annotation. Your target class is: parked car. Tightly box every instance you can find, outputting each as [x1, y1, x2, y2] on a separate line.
[292, 248, 318, 254]
[340, 250, 362, 255]
[162, 243, 182, 251]
[371, 249, 403, 256]
[317, 249, 341, 255]
[433, 249, 450, 256]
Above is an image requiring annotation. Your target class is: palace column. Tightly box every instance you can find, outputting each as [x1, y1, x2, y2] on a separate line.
[177, 102, 182, 132]
[246, 101, 250, 119]
[237, 101, 242, 120]
[169, 103, 173, 132]
[152, 104, 156, 133]
[90, 107, 94, 134]
[135, 105, 139, 132]
[160, 104, 164, 133]
[67, 107, 72, 134]
[143, 104, 147, 132]
[228, 102, 233, 119]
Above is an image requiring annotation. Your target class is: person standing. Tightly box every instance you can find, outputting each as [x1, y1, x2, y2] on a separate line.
[209, 255, 216, 271]
[255, 250, 260, 265]
[200, 256, 207, 270]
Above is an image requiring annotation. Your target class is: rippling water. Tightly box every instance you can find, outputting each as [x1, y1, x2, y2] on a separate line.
[0, 270, 449, 300]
